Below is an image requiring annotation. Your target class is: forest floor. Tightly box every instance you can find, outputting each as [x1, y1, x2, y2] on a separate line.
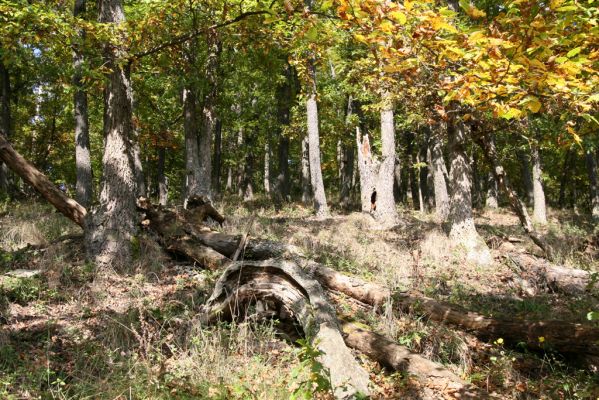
[0, 198, 598, 399]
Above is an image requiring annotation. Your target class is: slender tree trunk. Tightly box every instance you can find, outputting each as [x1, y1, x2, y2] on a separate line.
[558, 148, 574, 208]
[274, 63, 294, 202]
[586, 147, 599, 220]
[375, 95, 399, 223]
[243, 130, 254, 202]
[263, 141, 271, 194]
[517, 149, 534, 207]
[199, 29, 221, 198]
[157, 146, 168, 206]
[305, 64, 329, 218]
[127, 65, 146, 198]
[406, 133, 419, 211]
[486, 172, 499, 209]
[213, 118, 222, 195]
[183, 87, 201, 204]
[72, 0, 93, 207]
[339, 97, 355, 210]
[237, 127, 245, 197]
[0, 55, 12, 195]
[356, 128, 376, 212]
[86, 0, 138, 268]
[393, 157, 402, 204]
[475, 134, 553, 257]
[277, 136, 290, 199]
[447, 120, 491, 265]
[416, 152, 425, 213]
[301, 135, 311, 204]
[531, 142, 547, 224]
[225, 167, 233, 192]
[429, 129, 449, 221]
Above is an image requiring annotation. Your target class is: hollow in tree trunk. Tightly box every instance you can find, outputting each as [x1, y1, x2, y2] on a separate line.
[86, 0, 138, 268]
[531, 142, 547, 225]
[447, 120, 491, 265]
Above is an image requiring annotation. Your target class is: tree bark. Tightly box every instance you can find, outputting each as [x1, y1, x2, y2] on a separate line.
[157, 146, 168, 206]
[263, 140, 271, 194]
[356, 128, 377, 213]
[0, 131, 87, 227]
[0, 56, 12, 195]
[200, 259, 371, 398]
[557, 148, 573, 208]
[72, 0, 93, 207]
[585, 147, 599, 220]
[406, 132, 420, 211]
[341, 322, 480, 398]
[531, 142, 547, 225]
[517, 149, 534, 207]
[305, 63, 330, 218]
[274, 63, 294, 202]
[475, 134, 553, 257]
[375, 95, 399, 223]
[447, 121, 491, 265]
[199, 29, 221, 198]
[213, 118, 222, 195]
[242, 129, 254, 202]
[301, 135, 311, 204]
[429, 128, 449, 221]
[485, 172, 498, 209]
[86, 0, 138, 268]
[183, 86, 201, 204]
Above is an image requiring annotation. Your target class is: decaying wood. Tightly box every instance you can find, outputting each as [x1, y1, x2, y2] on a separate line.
[0, 131, 87, 227]
[341, 321, 483, 399]
[199, 259, 371, 399]
[394, 292, 599, 357]
[505, 252, 597, 295]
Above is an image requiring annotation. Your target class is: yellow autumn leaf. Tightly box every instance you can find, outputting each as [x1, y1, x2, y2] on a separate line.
[389, 10, 407, 24]
[526, 96, 542, 113]
[404, 0, 413, 11]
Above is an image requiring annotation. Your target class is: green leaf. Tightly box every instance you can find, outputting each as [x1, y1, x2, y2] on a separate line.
[566, 47, 581, 58]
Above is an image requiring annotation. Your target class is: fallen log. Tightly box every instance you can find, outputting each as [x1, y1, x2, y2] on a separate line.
[505, 252, 597, 295]
[0, 131, 86, 227]
[199, 259, 371, 399]
[341, 321, 483, 399]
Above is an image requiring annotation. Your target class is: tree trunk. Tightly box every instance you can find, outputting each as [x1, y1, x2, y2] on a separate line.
[0, 56, 12, 195]
[157, 146, 168, 206]
[200, 259, 371, 398]
[199, 29, 221, 199]
[301, 135, 311, 204]
[374, 96, 399, 223]
[341, 322, 480, 398]
[339, 142, 354, 210]
[558, 148, 574, 208]
[517, 149, 534, 207]
[531, 142, 547, 224]
[237, 126, 244, 197]
[0, 132, 87, 227]
[416, 152, 426, 213]
[213, 118, 222, 195]
[72, 0, 93, 207]
[585, 147, 599, 220]
[485, 172, 498, 209]
[263, 141, 271, 194]
[225, 166, 233, 192]
[356, 128, 377, 212]
[429, 129, 449, 221]
[407, 132, 420, 211]
[274, 63, 294, 202]
[305, 64, 329, 218]
[447, 121, 491, 265]
[183, 86, 201, 204]
[242, 130, 254, 202]
[86, 0, 138, 268]
[475, 133, 553, 257]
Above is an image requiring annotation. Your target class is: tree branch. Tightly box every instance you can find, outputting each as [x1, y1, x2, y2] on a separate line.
[131, 10, 269, 60]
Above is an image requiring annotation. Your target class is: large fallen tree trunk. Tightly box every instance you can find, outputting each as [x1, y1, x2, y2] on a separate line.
[341, 321, 482, 399]
[0, 131, 87, 227]
[199, 259, 371, 399]
[137, 201, 599, 357]
[504, 252, 597, 295]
